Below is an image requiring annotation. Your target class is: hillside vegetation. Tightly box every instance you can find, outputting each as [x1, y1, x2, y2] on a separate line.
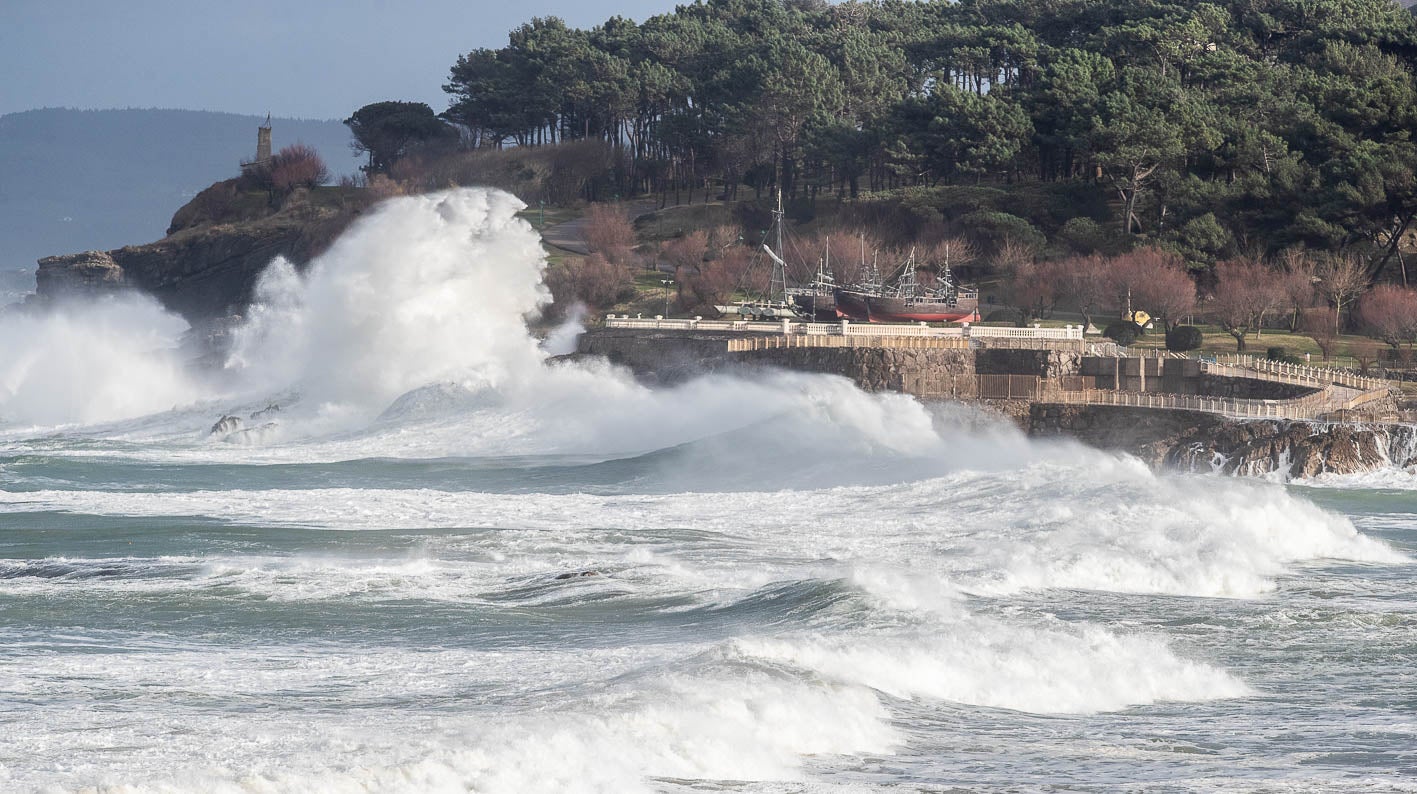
[429, 0, 1417, 282]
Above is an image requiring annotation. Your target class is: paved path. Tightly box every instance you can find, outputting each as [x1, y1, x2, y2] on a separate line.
[541, 216, 590, 255]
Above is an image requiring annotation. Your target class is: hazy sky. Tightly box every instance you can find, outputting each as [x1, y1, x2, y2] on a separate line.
[1, 0, 682, 120]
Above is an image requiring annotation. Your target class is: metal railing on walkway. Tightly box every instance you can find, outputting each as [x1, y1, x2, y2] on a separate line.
[603, 314, 1085, 341]
[727, 335, 968, 351]
[1206, 353, 1386, 391]
[1044, 386, 1337, 420]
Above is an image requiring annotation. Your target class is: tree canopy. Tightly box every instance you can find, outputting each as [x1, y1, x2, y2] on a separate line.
[435, 0, 1417, 277]
[344, 101, 457, 175]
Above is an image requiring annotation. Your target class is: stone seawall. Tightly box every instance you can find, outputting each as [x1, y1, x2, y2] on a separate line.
[577, 328, 984, 397]
[736, 347, 978, 399]
[575, 329, 739, 383]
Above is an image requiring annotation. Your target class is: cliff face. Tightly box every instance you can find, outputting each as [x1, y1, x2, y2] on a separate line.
[33, 180, 362, 323]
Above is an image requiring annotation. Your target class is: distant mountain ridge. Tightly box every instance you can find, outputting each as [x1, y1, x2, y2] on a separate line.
[0, 108, 359, 281]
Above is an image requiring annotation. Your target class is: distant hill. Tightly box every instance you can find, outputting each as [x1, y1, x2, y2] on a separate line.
[0, 108, 360, 284]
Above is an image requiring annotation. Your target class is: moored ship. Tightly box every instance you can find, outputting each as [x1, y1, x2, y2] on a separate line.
[832, 254, 979, 323]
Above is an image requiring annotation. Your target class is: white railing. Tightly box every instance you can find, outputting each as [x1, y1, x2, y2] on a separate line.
[1207, 353, 1386, 391]
[1049, 387, 1337, 420]
[964, 324, 1083, 340]
[602, 315, 1084, 341]
[1218, 353, 1382, 391]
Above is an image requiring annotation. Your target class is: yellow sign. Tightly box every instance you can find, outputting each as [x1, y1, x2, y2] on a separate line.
[1126, 310, 1152, 328]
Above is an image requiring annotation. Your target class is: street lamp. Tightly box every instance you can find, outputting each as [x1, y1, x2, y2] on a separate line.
[660, 278, 674, 317]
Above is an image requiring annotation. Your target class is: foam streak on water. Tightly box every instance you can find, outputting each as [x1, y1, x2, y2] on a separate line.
[1, 189, 1414, 792]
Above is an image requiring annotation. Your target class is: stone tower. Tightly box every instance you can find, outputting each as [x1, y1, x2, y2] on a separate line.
[256, 113, 272, 164]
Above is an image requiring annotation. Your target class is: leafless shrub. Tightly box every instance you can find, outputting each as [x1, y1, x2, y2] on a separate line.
[545, 253, 634, 313]
[269, 143, 330, 194]
[584, 204, 639, 268]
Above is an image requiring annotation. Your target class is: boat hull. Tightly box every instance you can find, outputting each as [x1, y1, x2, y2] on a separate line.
[832, 289, 979, 323]
[790, 292, 840, 321]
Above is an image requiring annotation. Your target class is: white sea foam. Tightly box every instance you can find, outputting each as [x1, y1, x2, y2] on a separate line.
[1301, 468, 1417, 490]
[3, 590, 1250, 793]
[7, 640, 894, 794]
[733, 625, 1251, 714]
[0, 294, 200, 426]
[2, 461, 1400, 603]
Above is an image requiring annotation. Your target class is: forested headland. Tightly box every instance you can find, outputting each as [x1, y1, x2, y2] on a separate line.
[335, 1, 1417, 358]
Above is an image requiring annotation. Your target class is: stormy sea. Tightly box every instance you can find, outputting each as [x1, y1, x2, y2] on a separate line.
[1, 189, 1413, 792]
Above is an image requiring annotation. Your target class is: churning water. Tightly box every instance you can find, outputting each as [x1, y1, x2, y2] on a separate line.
[1, 189, 1414, 792]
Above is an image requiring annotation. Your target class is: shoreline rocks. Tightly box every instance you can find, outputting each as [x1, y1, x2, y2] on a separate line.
[1027, 404, 1416, 478]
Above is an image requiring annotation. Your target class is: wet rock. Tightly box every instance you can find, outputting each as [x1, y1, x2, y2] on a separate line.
[1029, 404, 1417, 478]
[250, 404, 281, 421]
[209, 415, 242, 436]
[553, 570, 601, 580]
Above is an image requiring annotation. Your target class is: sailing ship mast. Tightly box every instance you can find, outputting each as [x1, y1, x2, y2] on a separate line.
[767, 189, 788, 305]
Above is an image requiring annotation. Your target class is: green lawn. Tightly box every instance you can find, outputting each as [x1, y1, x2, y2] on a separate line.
[517, 205, 578, 231]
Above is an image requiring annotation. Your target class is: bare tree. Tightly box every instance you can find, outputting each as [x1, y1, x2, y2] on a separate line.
[1275, 248, 1320, 331]
[786, 231, 864, 286]
[1301, 307, 1339, 361]
[1357, 284, 1417, 351]
[545, 252, 633, 312]
[1209, 259, 1284, 352]
[921, 236, 978, 275]
[661, 231, 709, 310]
[1351, 339, 1382, 375]
[1317, 253, 1368, 335]
[1114, 247, 1196, 331]
[1053, 254, 1111, 334]
[583, 204, 639, 268]
[988, 239, 1048, 325]
[660, 231, 709, 274]
[682, 245, 753, 315]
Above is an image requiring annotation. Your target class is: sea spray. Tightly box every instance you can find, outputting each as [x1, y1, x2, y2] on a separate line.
[539, 302, 587, 356]
[223, 189, 550, 426]
[0, 293, 199, 426]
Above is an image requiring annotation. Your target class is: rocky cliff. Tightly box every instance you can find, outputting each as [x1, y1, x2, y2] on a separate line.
[1029, 404, 1417, 478]
[33, 180, 364, 323]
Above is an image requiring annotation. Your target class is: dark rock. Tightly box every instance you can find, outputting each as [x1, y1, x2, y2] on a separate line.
[554, 570, 601, 580]
[250, 404, 281, 421]
[1029, 404, 1417, 478]
[209, 415, 242, 436]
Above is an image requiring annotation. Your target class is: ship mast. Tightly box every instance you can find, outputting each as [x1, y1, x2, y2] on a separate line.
[769, 189, 787, 304]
